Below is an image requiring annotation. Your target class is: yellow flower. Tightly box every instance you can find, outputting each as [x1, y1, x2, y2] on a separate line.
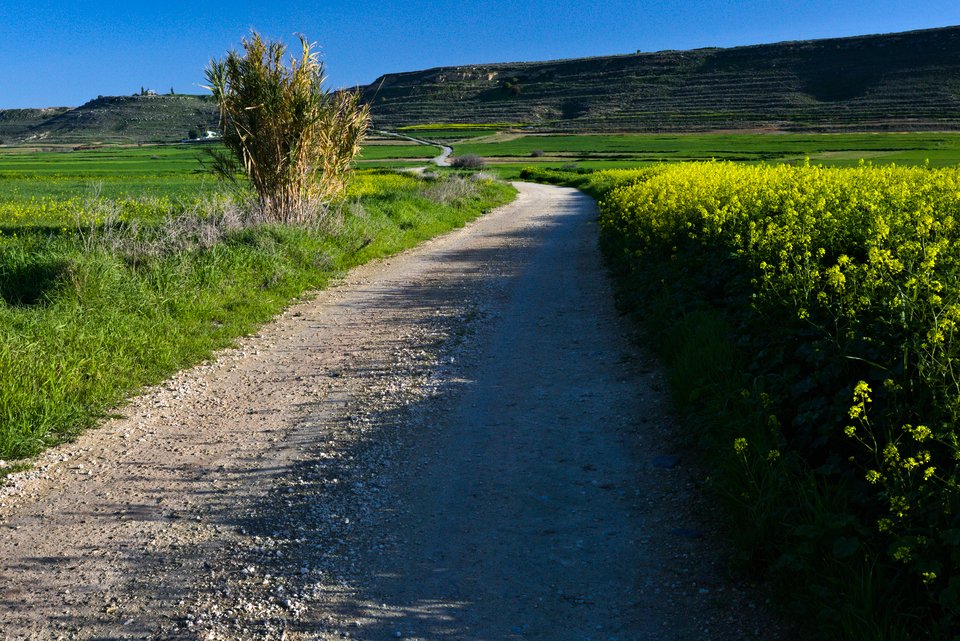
[883, 444, 901, 464]
[892, 546, 912, 562]
[733, 438, 748, 454]
[910, 425, 933, 442]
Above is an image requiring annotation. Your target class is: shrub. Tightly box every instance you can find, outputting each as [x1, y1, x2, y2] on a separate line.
[451, 154, 486, 169]
[450, 154, 486, 169]
[530, 149, 545, 157]
[203, 32, 370, 224]
[419, 174, 477, 205]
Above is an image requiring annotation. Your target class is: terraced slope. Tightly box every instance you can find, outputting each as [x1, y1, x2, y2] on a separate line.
[0, 108, 71, 144]
[1, 95, 218, 145]
[362, 26, 960, 132]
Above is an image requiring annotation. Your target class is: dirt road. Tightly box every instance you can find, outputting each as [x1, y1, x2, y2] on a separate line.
[0, 183, 785, 640]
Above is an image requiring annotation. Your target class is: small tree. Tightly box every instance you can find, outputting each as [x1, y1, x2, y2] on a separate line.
[203, 31, 370, 223]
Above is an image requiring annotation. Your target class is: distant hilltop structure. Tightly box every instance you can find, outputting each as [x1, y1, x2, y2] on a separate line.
[182, 129, 221, 142]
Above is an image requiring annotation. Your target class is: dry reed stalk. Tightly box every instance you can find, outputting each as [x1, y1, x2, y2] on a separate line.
[204, 32, 370, 224]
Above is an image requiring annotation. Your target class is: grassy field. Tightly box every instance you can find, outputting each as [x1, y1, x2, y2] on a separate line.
[357, 132, 441, 162]
[447, 132, 960, 168]
[0, 144, 218, 214]
[347, 130, 960, 172]
[395, 124, 523, 139]
[357, 144, 440, 161]
[0, 145, 515, 467]
[0, 140, 450, 208]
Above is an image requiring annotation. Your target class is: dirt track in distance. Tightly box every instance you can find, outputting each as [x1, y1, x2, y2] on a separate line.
[0, 182, 789, 640]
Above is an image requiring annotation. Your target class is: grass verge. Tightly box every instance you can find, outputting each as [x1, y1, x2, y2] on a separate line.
[0, 170, 515, 466]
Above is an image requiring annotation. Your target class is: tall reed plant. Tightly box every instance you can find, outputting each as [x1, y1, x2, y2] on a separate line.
[204, 32, 370, 223]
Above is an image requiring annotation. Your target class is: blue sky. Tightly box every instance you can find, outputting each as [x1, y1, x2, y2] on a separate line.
[1, 0, 958, 109]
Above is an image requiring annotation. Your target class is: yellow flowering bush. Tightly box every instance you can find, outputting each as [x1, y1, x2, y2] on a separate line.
[587, 160, 960, 636]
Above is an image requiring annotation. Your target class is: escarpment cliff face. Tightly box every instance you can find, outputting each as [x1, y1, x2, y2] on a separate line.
[361, 26, 960, 133]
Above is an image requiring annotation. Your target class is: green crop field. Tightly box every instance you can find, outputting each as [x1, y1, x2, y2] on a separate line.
[0, 144, 218, 216]
[357, 143, 440, 161]
[450, 132, 960, 168]
[0, 140, 449, 226]
[0, 145, 515, 466]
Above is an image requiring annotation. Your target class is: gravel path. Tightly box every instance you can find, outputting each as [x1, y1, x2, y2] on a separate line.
[0, 183, 789, 640]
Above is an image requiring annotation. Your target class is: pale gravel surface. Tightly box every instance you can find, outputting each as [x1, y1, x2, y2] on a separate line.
[0, 183, 791, 640]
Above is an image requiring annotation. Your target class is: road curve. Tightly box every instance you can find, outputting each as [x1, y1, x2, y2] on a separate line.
[376, 130, 453, 166]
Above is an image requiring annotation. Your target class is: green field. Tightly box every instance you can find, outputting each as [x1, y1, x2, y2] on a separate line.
[5, 132, 955, 209]
[351, 131, 960, 171]
[0, 141, 444, 226]
[447, 132, 960, 167]
[0, 144, 218, 213]
[0, 145, 515, 465]
[357, 142, 441, 161]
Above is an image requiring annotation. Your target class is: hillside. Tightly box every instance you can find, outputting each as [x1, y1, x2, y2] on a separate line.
[361, 26, 960, 132]
[5, 26, 960, 144]
[0, 108, 72, 144]
[0, 94, 218, 146]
